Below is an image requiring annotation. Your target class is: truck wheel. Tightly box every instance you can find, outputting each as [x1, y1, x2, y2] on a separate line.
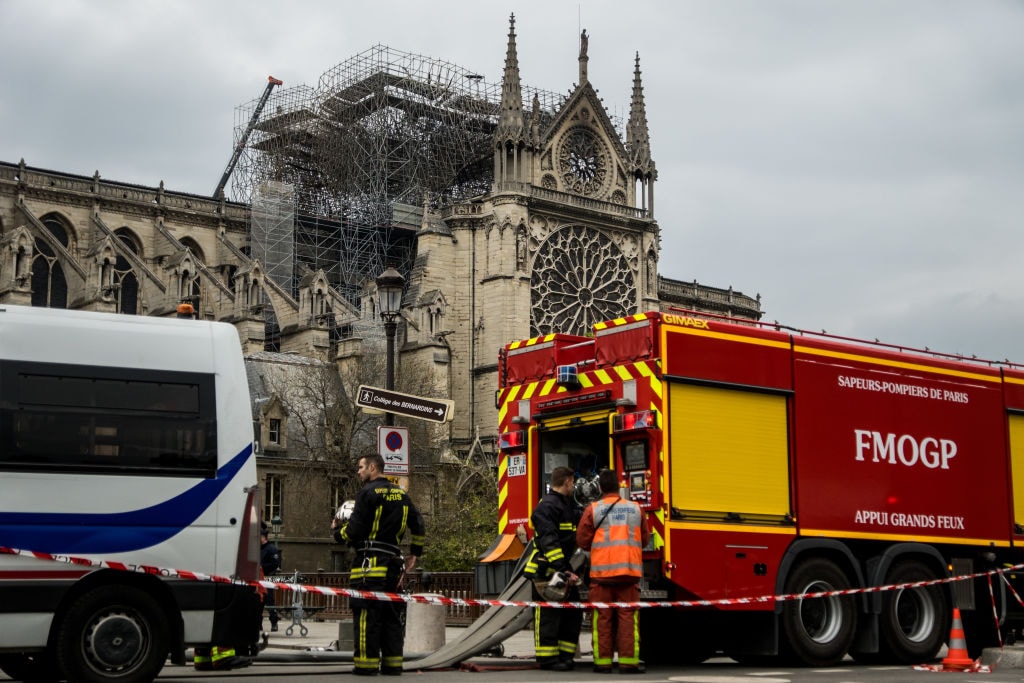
[55, 585, 169, 683]
[782, 558, 857, 666]
[878, 560, 949, 663]
[0, 653, 61, 682]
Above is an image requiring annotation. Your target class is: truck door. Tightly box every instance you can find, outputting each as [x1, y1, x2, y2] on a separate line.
[535, 410, 610, 497]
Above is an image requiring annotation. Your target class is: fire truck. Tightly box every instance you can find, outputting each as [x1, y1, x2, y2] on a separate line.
[495, 309, 1024, 666]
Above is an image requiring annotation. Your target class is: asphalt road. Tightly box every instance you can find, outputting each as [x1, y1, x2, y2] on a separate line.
[4, 619, 1021, 682]
[147, 657, 1022, 683]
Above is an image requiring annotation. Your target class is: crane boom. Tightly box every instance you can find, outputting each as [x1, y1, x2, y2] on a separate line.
[214, 75, 283, 199]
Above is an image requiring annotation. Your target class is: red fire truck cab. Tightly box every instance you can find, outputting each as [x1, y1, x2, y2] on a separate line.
[495, 309, 1024, 666]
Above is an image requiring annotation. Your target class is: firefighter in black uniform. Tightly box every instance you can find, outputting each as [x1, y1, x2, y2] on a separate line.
[332, 453, 425, 676]
[524, 465, 582, 671]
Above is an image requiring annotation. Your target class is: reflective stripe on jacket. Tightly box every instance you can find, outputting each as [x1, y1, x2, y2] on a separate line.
[523, 489, 579, 579]
[333, 476, 425, 581]
[584, 495, 644, 581]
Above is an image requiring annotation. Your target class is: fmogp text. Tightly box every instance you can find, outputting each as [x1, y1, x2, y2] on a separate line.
[853, 430, 957, 470]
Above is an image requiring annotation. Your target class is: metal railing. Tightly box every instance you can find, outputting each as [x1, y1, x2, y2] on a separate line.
[289, 571, 482, 625]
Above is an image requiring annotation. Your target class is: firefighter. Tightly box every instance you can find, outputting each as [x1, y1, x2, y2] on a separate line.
[576, 469, 650, 674]
[524, 465, 582, 671]
[332, 453, 425, 676]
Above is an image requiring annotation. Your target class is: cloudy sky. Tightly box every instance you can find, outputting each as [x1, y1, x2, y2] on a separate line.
[3, 1, 1022, 363]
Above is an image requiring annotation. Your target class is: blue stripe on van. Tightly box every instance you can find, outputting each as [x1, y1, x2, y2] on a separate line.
[0, 444, 253, 554]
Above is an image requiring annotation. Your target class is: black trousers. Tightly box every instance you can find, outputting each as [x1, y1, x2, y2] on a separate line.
[532, 584, 582, 665]
[262, 589, 278, 627]
[350, 556, 406, 673]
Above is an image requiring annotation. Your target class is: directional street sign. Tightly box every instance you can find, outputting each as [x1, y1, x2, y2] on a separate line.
[356, 385, 454, 424]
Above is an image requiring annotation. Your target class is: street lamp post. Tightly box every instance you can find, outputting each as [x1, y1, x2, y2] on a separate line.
[375, 266, 405, 426]
[271, 514, 282, 542]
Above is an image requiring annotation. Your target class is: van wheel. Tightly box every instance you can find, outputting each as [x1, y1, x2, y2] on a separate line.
[55, 585, 169, 683]
[878, 560, 949, 663]
[0, 653, 61, 682]
[782, 558, 857, 666]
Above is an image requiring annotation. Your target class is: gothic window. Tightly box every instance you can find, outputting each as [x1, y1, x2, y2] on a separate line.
[117, 271, 138, 314]
[31, 217, 70, 308]
[113, 228, 141, 315]
[179, 236, 204, 263]
[530, 226, 636, 337]
[429, 306, 443, 334]
[557, 127, 609, 197]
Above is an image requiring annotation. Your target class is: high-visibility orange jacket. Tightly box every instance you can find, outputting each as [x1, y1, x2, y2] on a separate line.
[576, 494, 649, 583]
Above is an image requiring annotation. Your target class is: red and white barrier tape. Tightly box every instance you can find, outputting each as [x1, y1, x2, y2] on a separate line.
[2, 545, 1022, 611]
[988, 573, 1004, 649]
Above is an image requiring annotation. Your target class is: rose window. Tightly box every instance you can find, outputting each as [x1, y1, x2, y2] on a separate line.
[531, 226, 636, 336]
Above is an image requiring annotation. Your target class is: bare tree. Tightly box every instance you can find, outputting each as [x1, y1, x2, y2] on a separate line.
[424, 431, 500, 571]
[253, 343, 477, 553]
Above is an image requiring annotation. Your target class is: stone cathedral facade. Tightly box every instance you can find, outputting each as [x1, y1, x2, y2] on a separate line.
[0, 22, 760, 570]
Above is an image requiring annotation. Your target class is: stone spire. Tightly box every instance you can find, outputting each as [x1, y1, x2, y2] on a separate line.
[626, 52, 655, 176]
[495, 13, 525, 143]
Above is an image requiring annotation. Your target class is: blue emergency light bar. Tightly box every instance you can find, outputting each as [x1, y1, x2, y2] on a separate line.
[556, 364, 578, 385]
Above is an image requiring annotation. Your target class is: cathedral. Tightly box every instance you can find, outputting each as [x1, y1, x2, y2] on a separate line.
[0, 18, 760, 570]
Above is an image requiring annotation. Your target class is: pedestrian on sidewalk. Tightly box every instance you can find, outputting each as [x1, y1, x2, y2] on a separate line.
[576, 469, 649, 674]
[260, 524, 282, 633]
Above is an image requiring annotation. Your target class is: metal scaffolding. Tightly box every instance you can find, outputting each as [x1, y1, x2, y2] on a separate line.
[250, 180, 295, 291]
[230, 44, 567, 304]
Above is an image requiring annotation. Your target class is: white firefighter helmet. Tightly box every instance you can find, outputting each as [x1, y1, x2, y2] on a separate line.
[537, 571, 570, 601]
[335, 500, 356, 523]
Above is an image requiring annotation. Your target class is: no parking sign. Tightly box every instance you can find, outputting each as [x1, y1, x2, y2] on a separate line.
[378, 426, 409, 475]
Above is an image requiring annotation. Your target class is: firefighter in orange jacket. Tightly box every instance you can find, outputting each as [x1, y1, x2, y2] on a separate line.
[576, 469, 650, 674]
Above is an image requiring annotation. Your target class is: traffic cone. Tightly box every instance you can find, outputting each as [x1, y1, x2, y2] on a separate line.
[941, 607, 974, 670]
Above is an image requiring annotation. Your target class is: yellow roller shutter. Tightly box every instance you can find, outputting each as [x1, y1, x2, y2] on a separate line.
[669, 383, 790, 520]
[1009, 415, 1024, 529]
